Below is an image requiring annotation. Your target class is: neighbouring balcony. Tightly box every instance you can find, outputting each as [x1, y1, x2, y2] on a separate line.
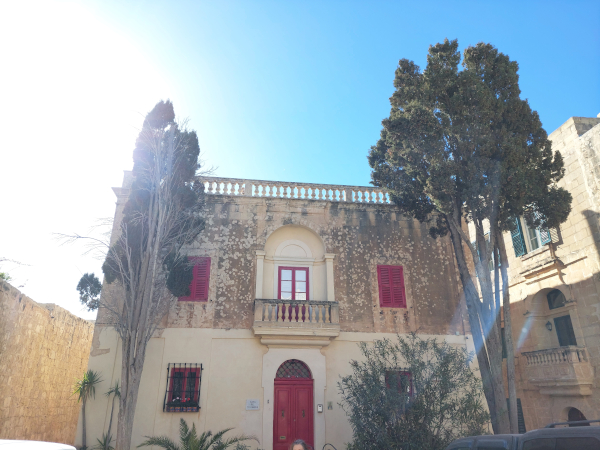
[522, 346, 594, 396]
[252, 299, 341, 347]
[200, 176, 391, 204]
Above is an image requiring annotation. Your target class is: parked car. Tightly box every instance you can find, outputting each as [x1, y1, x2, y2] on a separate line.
[0, 441, 75, 450]
[445, 420, 600, 450]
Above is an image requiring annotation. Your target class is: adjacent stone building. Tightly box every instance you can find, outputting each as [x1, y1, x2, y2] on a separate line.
[496, 116, 600, 430]
[0, 280, 95, 444]
[78, 174, 474, 450]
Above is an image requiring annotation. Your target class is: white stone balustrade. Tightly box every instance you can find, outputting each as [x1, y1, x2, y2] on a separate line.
[252, 299, 341, 347]
[199, 177, 390, 204]
[521, 346, 593, 396]
[523, 346, 588, 366]
[254, 299, 339, 325]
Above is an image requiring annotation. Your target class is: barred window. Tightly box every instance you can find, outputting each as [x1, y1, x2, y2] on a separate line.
[164, 363, 203, 412]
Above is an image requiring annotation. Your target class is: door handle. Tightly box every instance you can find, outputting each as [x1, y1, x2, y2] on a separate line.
[302, 409, 305, 418]
[281, 410, 284, 417]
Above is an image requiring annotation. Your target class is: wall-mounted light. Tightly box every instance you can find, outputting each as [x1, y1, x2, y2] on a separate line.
[546, 321, 553, 331]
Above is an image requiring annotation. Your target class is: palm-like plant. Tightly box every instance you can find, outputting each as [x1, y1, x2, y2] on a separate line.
[93, 380, 121, 450]
[73, 370, 103, 450]
[138, 418, 256, 450]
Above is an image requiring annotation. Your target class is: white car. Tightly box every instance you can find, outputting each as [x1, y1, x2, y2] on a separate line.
[0, 441, 75, 450]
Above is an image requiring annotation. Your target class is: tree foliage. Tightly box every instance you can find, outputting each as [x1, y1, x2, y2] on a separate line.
[95, 100, 206, 450]
[77, 273, 102, 311]
[102, 100, 204, 298]
[339, 335, 489, 450]
[368, 39, 572, 433]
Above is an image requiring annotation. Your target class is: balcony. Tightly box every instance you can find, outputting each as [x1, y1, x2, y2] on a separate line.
[200, 176, 391, 204]
[252, 299, 340, 347]
[522, 346, 593, 396]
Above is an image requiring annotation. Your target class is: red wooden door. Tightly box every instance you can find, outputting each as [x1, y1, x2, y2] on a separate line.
[274, 379, 314, 450]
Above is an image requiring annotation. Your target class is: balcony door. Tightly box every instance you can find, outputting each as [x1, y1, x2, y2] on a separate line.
[278, 267, 309, 300]
[554, 315, 577, 347]
[273, 360, 314, 450]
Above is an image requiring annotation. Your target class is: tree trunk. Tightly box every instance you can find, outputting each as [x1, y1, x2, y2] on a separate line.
[446, 217, 500, 433]
[81, 399, 87, 450]
[115, 334, 148, 450]
[497, 229, 519, 433]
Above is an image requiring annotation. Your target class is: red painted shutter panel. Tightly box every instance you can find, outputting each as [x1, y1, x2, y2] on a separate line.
[377, 266, 393, 306]
[193, 257, 211, 301]
[178, 257, 211, 302]
[390, 266, 406, 308]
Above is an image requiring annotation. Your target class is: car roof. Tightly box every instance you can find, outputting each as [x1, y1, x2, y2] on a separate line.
[521, 426, 600, 440]
[0, 441, 76, 449]
[446, 435, 519, 449]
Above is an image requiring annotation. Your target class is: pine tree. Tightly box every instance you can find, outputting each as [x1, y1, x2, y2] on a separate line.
[368, 40, 571, 433]
[100, 100, 205, 449]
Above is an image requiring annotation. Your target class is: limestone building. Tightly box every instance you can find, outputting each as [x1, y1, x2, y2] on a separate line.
[493, 116, 600, 430]
[77, 174, 474, 449]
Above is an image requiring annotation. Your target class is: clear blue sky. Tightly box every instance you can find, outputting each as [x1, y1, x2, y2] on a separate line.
[91, 0, 600, 186]
[1, 0, 598, 319]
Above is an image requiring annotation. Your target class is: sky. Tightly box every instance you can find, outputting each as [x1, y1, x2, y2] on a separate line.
[0, 0, 599, 320]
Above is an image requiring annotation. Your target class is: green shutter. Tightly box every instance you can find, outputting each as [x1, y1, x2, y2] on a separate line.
[534, 211, 552, 245]
[506, 398, 527, 434]
[539, 228, 552, 245]
[511, 218, 526, 257]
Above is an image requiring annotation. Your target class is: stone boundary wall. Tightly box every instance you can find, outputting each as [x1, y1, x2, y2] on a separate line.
[0, 280, 94, 444]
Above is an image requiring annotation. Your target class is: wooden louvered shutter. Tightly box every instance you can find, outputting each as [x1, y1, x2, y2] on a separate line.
[179, 257, 211, 302]
[378, 265, 407, 308]
[192, 257, 211, 301]
[510, 217, 526, 257]
[390, 266, 406, 308]
[377, 266, 393, 307]
[534, 211, 552, 245]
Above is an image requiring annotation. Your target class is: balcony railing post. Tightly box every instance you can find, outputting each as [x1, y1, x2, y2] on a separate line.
[254, 300, 264, 322]
[330, 303, 339, 324]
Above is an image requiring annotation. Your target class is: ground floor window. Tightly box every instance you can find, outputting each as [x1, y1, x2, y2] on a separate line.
[164, 363, 203, 412]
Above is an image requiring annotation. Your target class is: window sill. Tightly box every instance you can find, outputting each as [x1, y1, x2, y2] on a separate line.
[520, 245, 550, 262]
[165, 406, 200, 412]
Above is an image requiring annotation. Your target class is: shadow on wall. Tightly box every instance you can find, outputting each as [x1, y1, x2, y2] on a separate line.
[506, 273, 600, 431]
[584, 209, 600, 262]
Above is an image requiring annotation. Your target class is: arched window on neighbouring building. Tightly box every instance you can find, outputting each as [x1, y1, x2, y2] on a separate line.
[568, 407, 589, 427]
[547, 289, 567, 310]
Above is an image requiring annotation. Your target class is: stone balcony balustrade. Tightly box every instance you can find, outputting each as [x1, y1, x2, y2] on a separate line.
[200, 176, 390, 204]
[252, 299, 340, 347]
[521, 346, 594, 396]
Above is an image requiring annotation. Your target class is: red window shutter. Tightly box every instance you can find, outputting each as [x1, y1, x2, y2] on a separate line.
[377, 265, 407, 308]
[179, 257, 211, 302]
[390, 266, 406, 308]
[377, 266, 393, 307]
[193, 257, 211, 301]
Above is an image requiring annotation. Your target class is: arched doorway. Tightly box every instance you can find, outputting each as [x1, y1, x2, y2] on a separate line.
[274, 359, 314, 450]
[568, 407, 589, 426]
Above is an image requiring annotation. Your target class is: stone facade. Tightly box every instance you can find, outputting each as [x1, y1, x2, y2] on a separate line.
[0, 280, 95, 444]
[495, 117, 600, 430]
[78, 175, 474, 450]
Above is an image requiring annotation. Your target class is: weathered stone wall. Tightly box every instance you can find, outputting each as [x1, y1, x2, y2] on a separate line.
[0, 280, 94, 444]
[159, 196, 467, 336]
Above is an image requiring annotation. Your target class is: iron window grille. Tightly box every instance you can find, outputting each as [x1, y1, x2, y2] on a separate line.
[385, 370, 413, 397]
[276, 359, 312, 379]
[163, 363, 203, 412]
